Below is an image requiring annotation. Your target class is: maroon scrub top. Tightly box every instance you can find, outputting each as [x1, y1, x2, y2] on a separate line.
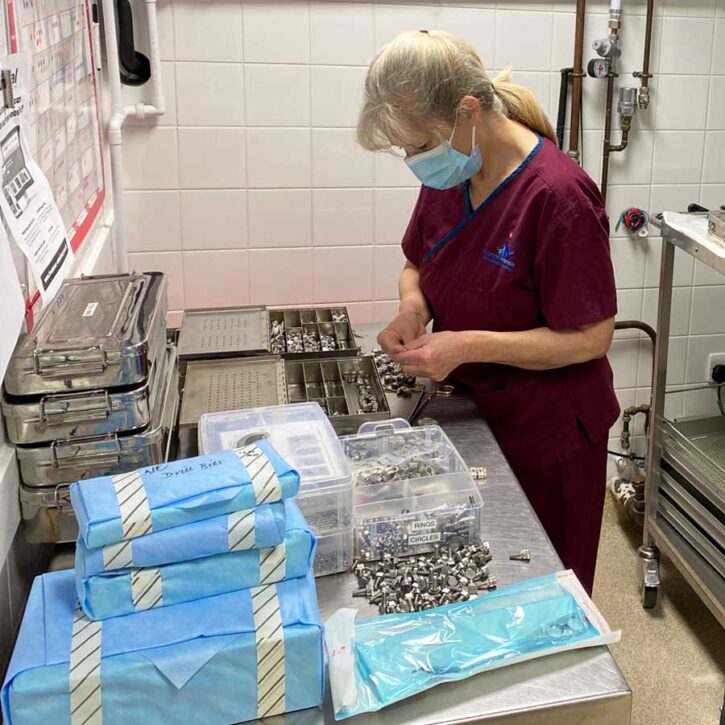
[402, 136, 620, 472]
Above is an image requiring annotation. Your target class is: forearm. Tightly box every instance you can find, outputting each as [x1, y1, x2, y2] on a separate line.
[398, 262, 431, 325]
[461, 322, 614, 371]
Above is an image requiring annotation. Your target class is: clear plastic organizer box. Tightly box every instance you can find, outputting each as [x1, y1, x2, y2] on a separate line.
[341, 420, 484, 560]
[199, 402, 353, 576]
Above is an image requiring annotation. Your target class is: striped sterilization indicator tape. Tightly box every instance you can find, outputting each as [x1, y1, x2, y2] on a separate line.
[131, 567, 163, 611]
[259, 543, 287, 586]
[251, 583, 286, 718]
[69, 606, 103, 725]
[234, 445, 282, 505]
[102, 538, 134, 571]
[111, 470, 153, 541]
[228, 508, 256, 551]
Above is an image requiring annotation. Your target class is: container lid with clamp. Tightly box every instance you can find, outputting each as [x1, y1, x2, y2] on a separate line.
[4, 272, 167, 396]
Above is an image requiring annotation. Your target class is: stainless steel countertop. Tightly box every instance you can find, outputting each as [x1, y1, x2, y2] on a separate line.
[284, 325, 632, 725]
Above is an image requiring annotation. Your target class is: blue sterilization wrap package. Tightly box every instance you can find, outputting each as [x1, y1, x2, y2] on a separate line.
[70, 440, 299, 549]
[2, 570, 324, 725]
[76, 500, 286, 576]
[325, 571, 621, 719]
[77, 500, 316, 620]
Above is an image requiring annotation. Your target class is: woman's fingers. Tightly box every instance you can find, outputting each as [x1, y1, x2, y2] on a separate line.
[378, 328, 405, 354]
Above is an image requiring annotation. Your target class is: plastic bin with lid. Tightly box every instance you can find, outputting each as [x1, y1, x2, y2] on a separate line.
[199, 402, 353, 536]
[341, 419, 484, 560]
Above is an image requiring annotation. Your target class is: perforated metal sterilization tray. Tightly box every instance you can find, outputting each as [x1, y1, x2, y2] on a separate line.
[177, 305, 359, 366]
[178, 355, 390, 457]
[662, 415, 725, 512]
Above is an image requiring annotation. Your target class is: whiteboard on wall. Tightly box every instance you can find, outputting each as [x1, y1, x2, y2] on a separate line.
[5, 0, 105, 255]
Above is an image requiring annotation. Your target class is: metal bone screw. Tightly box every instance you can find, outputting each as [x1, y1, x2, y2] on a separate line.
[509, 549, 531, 562]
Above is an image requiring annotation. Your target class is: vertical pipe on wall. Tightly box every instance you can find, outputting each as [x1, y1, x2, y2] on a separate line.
[635, 0, 655, 109]
[568, 0, 587, 161]
[102, 0, 166, 273]
[102, 0, 130, 273]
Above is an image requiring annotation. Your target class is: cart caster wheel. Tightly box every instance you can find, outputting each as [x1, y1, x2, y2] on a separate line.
[637, 545, 660, 610]
[641, 584, 658, 609]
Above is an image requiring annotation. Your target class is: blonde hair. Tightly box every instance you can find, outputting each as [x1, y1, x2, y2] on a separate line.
[357, 30, 556, 151]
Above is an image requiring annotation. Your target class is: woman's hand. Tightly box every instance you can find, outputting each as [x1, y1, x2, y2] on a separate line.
[393, 331, 468, 382]
[377, 311, 427, 355]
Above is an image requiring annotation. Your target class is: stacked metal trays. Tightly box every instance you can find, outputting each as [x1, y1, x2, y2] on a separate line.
[660, 416, 725, 602]
[19, 344, 180, 543]
[1, 273, 175, 543]
[178, 354, 390, 457]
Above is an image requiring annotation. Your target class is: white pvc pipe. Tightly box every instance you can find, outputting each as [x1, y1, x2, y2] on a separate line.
[101, 0, 166, 272]
[610, 0, 622, 10]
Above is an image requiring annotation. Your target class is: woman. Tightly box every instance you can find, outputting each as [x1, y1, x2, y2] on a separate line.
[358, 31, 619, 595]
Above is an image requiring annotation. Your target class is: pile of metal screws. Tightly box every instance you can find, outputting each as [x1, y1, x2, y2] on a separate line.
[354, 454, 448, 486]
[320, 334, 337, 351]
[372, 348, 417, 397]
[332, 312, 348, 323]
[286, 329, 303, 353]
[303, 330, 321, 352]
[352, 543, 495, 614]
[358, 502, 478, 560]
[343, 370, 380, 414]
[270, 320, 286, 353]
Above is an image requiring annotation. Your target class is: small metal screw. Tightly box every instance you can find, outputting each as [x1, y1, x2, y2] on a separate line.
[509, 549, 531, 562]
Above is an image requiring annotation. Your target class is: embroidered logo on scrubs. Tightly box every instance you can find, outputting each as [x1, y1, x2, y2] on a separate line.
[483, 234, 516, 272]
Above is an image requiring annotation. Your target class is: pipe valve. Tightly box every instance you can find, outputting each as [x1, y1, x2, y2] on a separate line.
[592, 37, 621, 61]
[618, 87, 638, 119]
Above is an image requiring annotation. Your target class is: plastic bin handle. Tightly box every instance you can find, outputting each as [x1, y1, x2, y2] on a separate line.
[356, 418, 411, 435]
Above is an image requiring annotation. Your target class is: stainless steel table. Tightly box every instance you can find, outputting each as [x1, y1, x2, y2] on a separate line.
[285, 325, 632, 724]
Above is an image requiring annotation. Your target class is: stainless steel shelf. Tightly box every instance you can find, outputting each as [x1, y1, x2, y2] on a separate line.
[653, 214, 725, 275]
[642, 214, 725, 624]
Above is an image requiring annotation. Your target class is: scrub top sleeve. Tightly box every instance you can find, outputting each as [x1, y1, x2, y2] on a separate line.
[534, 205, 618, 331]
[401, 186, 426, 268]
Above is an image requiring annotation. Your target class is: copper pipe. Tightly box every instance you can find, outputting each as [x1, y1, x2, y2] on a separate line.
[600, 70, 616, 204]
[568, 0, 587, 159]
[634, 0, 655, 109]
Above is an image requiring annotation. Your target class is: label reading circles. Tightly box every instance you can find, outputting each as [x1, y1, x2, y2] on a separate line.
[407, 520, 441, 545]
[408, 531, 442, 546]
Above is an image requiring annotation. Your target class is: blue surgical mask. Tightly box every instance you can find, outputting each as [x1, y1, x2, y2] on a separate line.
[405, 124, 482, 190]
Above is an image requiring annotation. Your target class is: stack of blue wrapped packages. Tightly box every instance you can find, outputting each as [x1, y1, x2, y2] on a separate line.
[2, 441, 325, 724]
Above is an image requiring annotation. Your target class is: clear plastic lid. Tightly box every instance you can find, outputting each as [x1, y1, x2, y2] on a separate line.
[199, 402, 352, 493]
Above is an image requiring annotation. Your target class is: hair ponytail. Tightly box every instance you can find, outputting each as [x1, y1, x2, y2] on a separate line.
[492, 68, 556, 144]
[358, 31, 556, 151]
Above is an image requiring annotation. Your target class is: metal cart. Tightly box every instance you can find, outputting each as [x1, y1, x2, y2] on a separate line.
[638, 214, 725, 625]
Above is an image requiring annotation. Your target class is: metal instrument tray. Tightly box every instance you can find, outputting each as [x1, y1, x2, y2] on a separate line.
[3, 352, 167, 445]
[662, 415, 725, 513]
[16, 343, 179, 488]
[4, 272, 167, 396]
[177, 305, 359, 364]
[178, 354, 390, 457]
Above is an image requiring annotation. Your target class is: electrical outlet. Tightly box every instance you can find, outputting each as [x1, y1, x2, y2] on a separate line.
[706, 353, 725, 382]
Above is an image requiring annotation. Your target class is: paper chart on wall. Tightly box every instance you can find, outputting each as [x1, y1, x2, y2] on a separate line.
[0, 112, 74, 303]
[6, 0, 105, 253]
[0, 52, 74, 304]
[0, 222, 26, 384]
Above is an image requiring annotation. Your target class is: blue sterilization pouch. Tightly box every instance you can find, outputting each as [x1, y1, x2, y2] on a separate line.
[70, 440, 300, 549]
[325, 570, 620, 719]
[77, 500, 316, 620]
[2, 569, 324, 725]
[76, 500, 286, 576]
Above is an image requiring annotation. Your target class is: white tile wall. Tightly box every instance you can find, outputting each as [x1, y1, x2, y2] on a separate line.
[121, 0, 725, 456]
[312, 189, 374, 245]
